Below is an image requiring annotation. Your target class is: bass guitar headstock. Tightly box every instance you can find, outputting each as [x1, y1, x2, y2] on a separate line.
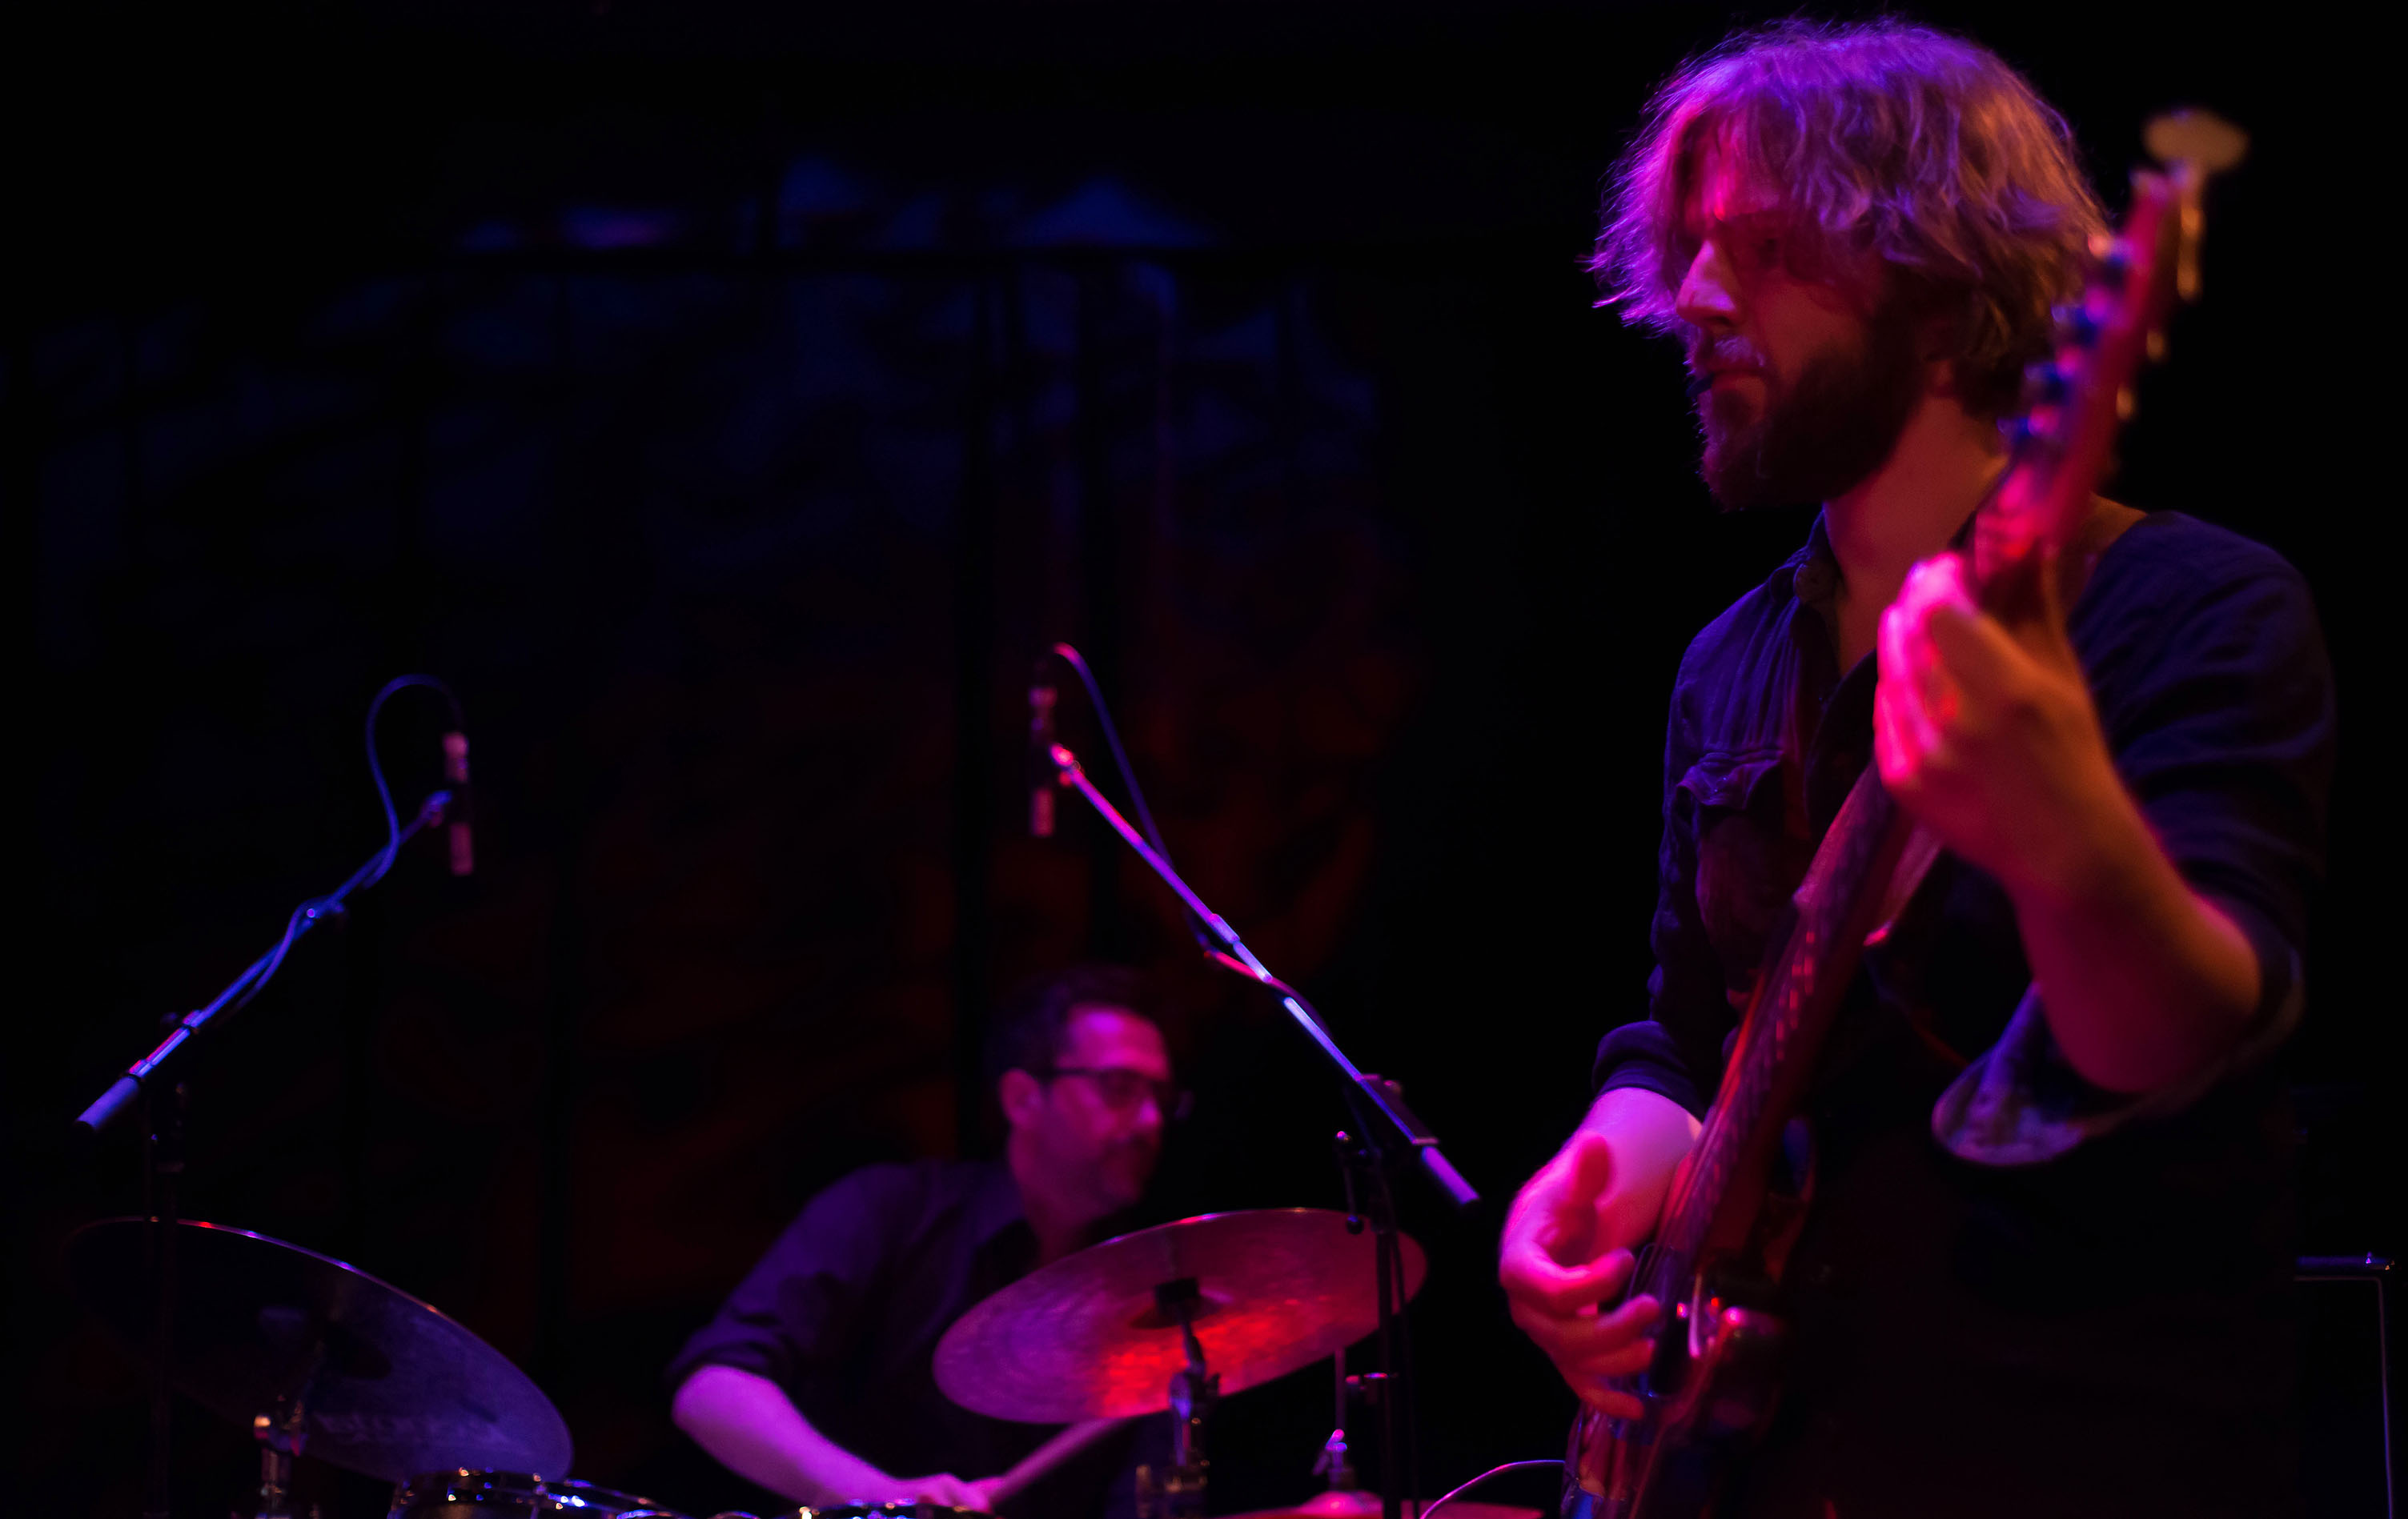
[1973, 108, 2248, 592]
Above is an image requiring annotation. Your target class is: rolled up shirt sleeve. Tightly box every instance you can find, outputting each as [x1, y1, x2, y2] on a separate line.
[1935, 519, 2335, 1165]
[666, 1166, 901, 1394]
[2097, 543, 2332, 1029]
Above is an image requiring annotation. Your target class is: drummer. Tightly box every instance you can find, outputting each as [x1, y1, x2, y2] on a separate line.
[669, 964, 1176, 1517]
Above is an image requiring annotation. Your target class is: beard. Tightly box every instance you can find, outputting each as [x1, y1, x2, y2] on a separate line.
[1692, 299, 1926, 510]
[1088, 1137, 1158, 1216]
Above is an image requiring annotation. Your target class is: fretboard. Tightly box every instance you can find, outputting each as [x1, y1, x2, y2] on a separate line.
[1650, 766, 1912, 1278]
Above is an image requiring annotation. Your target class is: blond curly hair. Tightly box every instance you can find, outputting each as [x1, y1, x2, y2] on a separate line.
[1595, 19, 2106, 417]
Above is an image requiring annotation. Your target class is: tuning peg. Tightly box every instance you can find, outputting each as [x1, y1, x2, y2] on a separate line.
[2088, 234, 2133, 285]
[2147, 330, 2167, 363]
[2141, 110, 2246, 303]
[2145, 110, 2249, 175]
[2021, 359, 2069, 407]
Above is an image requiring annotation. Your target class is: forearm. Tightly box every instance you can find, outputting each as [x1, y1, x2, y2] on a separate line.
[672, 1364, 889, 1504]
[1575, 1085, 1703, 1251]
[2009, 789, 2260, 1095]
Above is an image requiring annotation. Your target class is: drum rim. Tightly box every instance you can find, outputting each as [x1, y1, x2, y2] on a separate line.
[785, 1506, 1000, 1518]
[391, 1468, 669, 1510]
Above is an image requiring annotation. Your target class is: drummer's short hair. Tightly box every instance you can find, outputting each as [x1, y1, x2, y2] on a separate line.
[985, 962, 1162, 1093]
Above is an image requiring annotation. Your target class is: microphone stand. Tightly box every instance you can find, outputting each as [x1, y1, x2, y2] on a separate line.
[74, 788, 458, 1519]
[1044, 739, 1478, 1519]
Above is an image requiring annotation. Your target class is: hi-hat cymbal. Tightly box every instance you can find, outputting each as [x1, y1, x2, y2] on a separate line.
[934, 1208, 1426, 1423]
[66, 1218, 572, 1481]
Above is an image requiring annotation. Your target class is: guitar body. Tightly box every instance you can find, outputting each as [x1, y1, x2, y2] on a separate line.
[1562, 1298, 1787, 1519]
[1564, 1132, 1816, 1519]
[1551, 114, 2245, 1519]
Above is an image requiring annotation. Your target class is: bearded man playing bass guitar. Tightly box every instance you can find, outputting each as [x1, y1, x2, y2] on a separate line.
[1498, 22, 2332, 1519]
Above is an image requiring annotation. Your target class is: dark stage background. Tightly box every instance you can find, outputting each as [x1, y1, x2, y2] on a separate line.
[9, 3, 2396, 1515]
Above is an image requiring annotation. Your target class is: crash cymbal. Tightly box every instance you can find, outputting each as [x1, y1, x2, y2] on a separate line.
[66, 1218, 572, 1481]
[934, 1208, 1426, 1423]
[1229, 1492, 1541, 1519]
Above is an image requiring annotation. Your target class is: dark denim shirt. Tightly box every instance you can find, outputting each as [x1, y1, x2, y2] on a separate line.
[669, 1159, 1161, 1519]
[1594, 511, 2334, 1519]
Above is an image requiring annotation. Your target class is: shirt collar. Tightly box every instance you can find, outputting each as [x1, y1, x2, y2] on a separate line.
[1784, 502, 1985, 609]
[1782, 511, 1840, 608]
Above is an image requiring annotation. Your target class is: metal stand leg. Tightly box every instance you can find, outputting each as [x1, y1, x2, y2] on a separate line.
[143, 1080, 186, 1519]
[1314, 1346, 1358, 1493]
[1137, 1277, 1218, 1519]
[252, 1386, 308, 1519]
[1337, 1124, 1419, 1519]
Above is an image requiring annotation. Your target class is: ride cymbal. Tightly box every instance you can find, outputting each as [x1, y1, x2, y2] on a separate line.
[935, 1208, 1426, 1423]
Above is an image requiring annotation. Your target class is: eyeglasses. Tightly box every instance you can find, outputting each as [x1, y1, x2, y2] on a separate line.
[1040, 1065, 1192, 1122]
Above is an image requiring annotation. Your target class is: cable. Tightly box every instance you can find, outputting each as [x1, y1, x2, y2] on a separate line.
[1419, 1460, 1561, 1519]
[229, 675, 462, 1020]
[76, 675, 466, 1134]
[364, 674, 464, 884]
[1044, 642, 1171, 861]
[1042, 642, 1205, 944]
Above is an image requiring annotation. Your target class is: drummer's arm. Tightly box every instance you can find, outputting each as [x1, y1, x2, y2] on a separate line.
[673, 1365, 881, 1502]
[674, 1364, 997, 1508]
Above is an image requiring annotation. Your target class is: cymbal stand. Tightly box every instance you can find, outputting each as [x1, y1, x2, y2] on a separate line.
[141, 1080, 185, 1519]
[1337, 1127, 1419, 1519]
[1138, 1277, 1218, 1519]
[253, 1381, 311, 1519]
[1314, 1343, 1356, 1493]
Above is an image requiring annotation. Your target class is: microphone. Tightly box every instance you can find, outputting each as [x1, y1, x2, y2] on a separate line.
[1029, 679, 1058, 838]
[441, 729, 474, 876]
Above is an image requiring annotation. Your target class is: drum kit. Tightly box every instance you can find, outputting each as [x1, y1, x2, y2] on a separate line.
[67, 666, 1509, 1519]
[66, 1209, 1538, 1519]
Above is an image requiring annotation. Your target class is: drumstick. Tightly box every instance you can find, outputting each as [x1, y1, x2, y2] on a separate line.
[988, 1417, 1135, 1506]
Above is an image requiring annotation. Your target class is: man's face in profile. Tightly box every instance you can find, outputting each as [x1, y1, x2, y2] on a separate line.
[1013, 1006, 1171, 1216]
[1672, 134, 1928, 508]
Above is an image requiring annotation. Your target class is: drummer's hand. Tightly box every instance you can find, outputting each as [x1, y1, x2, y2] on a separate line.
[886, 1473, 1001, 1511]
[1497, 1131, 1661, 1421]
